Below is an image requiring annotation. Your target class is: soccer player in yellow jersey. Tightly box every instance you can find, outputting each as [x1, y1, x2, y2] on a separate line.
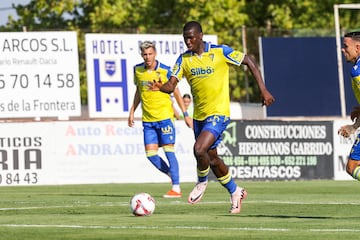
[338, 32, 360, 182]
[128, 41, 192, 198]
[150, 21, 275, 213]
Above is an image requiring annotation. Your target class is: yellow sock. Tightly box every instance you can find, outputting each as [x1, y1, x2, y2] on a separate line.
[197, 166, 210, 182]
[352, 166, 360, 181]
[217, 172, 231, 185]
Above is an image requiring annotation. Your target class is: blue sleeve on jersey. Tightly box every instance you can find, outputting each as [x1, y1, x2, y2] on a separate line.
[159, 62, 172, 79]
[175, 54, 183, 66]
[352, 65, 360, 78]
[221, 44, 235, 56]
[133, 65, 137, 85]
[172, 54, 184, 77]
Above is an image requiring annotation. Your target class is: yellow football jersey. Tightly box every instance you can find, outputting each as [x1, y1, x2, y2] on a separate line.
[352, 59, 360, 103]
[172, 42, 245, 120]
[134, 61, 173, 122]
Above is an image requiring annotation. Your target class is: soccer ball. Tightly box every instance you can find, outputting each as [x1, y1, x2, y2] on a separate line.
[130, 192, 156, 216]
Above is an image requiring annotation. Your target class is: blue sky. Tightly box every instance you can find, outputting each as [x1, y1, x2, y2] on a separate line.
[0, 0, 30, 26]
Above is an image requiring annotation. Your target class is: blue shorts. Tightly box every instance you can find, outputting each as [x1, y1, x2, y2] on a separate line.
[349, 133, 360, 160]
[143, 118, 176, 146]
[193, 115, 230, 150]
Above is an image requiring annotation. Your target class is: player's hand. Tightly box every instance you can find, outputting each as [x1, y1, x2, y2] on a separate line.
[351, 106, 360, 121]
[261, 90, 275, 106]
[128, 116, 135, 127]
[184, 116, 193, 129]
[338, 124, 356, 138]
[147, 78, 163, 91]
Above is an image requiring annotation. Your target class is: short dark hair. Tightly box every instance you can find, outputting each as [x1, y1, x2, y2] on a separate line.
[183, 21, 202, 33]
[183, 93, 191, 99]
[344, 31, 360, 40]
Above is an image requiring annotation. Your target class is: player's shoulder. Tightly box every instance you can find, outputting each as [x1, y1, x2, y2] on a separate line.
[158, 62, 171, 71]
[180, 50, 192, 57]
[208, 43, 234, 55]
[209, 43, 226, 49]
[134, 62, 145, 69]
[352, 60, 360, 77]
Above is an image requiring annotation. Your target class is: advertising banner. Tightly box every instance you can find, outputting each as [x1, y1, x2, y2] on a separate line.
[216, 120, 334, 180]
[0, 120, 196, 186]
[0, 122, 52, 185]
[85, 33, 217, 118]
[0, 32, 81, 118]
[1, 119, 355, 186]
[333, 119, 356, 180]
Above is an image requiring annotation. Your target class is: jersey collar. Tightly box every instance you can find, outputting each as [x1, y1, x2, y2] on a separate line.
[356, 56, 360, 65]
[204, 41, 210, 52]
[190, 41, 210, 56]
[144, 60, 159, 70]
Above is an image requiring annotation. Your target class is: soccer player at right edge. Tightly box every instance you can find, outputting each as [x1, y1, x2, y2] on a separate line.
[338, 31, 360, 181]
[149, 21, 275, 213]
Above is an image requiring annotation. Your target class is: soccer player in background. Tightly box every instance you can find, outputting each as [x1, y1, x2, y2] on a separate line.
[181, 94, 194, 118]
[338, 31, 360, 181]
[128, 41, 192, 198]
[150, 21, 275, 213]
[174, 93, 194, 119]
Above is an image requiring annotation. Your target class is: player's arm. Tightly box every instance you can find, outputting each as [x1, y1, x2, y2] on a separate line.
[128, 88, 141, 127]
[241, 55, 275, 106]
[339, 106, 360, 137]
[161, 76, 178, 93]
[172, 103, 181, 120]
[149, 75, 178, 93]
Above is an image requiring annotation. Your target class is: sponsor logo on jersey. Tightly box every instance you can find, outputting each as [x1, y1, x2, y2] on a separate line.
[190, 66, 214, 76]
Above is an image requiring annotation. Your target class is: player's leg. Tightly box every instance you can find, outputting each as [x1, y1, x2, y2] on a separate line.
[208, 148, 236, 192]
[187, 119, 214, 204]
[347, 159, 360, 180]
[208, 148, 247, 214]
[347, 134, 360, 181]
[162, 144, 181, 198]
[199, 115, 231, 186]
[193, 115, 246, 213]
[192, 118, 214, 181]
[145, 144, 170, 173]
[189, 116, 232, 204]
[158, 119, 182, 198]
[143, 121, 170, 174]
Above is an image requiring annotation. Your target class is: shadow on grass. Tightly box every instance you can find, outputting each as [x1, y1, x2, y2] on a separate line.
[224, 214, 360, 219]
[41, 193, 132, 198]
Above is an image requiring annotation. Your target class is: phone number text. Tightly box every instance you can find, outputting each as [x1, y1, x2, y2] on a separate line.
[0, 73, 75, 89]
[0, 172, 38, 185]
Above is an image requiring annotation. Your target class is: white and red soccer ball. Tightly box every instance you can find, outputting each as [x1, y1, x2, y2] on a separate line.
[130, 192, 156, 216]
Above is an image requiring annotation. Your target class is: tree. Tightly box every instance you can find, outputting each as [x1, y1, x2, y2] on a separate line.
[3, 0, 360, 104]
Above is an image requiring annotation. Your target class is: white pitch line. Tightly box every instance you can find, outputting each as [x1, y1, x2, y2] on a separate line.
[0, 200, 358, 211]
[0, 224, 290, 232]
[181, 200, 360, 205]
[0, 205, 88, 211]
[250, 200, 360, 205]
[0, 224, 359, 233]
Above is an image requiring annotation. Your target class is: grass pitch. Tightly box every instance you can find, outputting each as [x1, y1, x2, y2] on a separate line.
[0, 180, 359, 240]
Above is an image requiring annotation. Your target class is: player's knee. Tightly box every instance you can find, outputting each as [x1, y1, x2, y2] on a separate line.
[346, 160, 359, 175]
[346, 164, 353, 176]
[347, 162, 360, 181]
[209, 157, 221, 167]
[193, 144, 207, 159]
